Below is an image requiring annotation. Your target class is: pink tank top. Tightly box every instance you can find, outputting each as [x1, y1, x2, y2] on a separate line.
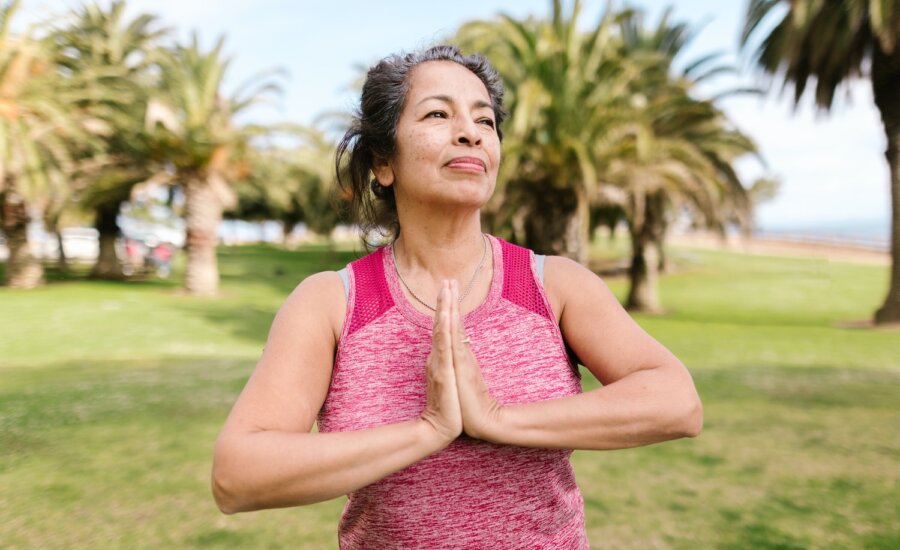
[317, 234, 589, 549]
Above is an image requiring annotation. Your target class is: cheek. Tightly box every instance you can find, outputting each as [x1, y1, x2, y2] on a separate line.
[408, 133, 442, 163]
[487, 140, 502, 170]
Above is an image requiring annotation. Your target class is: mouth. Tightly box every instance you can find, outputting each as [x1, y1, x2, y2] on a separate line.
[445, 156, 486, 172]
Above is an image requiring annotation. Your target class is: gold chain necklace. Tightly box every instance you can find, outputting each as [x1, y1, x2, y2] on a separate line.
[392, 234, 488, 312]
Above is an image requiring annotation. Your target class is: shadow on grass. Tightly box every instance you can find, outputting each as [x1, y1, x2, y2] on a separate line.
[217, 243, 360, 293]
[3, 356, 899, 548]
[575, 364, 900, 548]
[161, 244, 360, 345]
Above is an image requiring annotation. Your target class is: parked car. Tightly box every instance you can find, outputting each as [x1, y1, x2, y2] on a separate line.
[60, 227, 100, 260]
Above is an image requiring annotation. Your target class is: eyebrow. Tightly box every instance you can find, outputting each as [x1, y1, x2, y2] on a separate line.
[416, 94, 493, 111]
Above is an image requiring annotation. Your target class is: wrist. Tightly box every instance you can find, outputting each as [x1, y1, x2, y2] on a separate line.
[473, 403, 509, 444]
[416, 417, 454, 453]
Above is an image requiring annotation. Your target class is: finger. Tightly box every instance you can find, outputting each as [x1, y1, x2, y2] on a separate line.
[452, 280, 471, 351]
[439, 302, 453, 367]
[439, 284, 452, 350]
[450, 280, 460, 344]
[440, 280, 451, 333]
[433, 280, 444, 321]
[452, 279, 459, 314]
[433, 284, 448, 345]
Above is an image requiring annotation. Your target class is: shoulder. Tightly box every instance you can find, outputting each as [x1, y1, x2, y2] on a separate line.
[542, 255, 615, 324]
[543, 255, 598, 284]
[287, 270, 346, 304]
[281, 270, 347, 346]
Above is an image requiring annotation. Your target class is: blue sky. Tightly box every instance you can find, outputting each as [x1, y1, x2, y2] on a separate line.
[34, 0, 891, 230]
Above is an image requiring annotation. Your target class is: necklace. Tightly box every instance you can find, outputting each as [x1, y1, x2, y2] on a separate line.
[392, 233, 488, 312]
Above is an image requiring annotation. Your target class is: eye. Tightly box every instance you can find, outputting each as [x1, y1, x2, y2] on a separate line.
[478, 118, 496, 128]
[426, 110, 447, 119]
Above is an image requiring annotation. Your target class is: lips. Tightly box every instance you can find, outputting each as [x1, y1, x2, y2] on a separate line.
[446, 156, 486, 172]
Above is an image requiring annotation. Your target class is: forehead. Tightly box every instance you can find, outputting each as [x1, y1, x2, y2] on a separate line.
[406, 61, 491, 104]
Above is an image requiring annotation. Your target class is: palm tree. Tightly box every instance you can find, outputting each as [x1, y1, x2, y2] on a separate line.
[741, 0, 900, 324]
[231, 126, 346, 247]
[228, 149, 301, 244]
[607, 8, 759, 312]
[290, 126, 347, 241]
[0, 0, 95, 288]
[603, 89, 757, 312]
[455, 0, 627, 263]
[51, 0, 168, 280]
[456, 2, 758, 312]
[149, 33, 280, 295]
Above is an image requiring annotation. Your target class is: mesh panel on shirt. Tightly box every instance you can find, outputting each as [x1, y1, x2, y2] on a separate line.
[347, 247, 394, 336]
[500, 239, 553, 321]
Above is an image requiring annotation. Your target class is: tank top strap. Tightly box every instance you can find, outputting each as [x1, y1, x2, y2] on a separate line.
[497, 238, 555, 322]
[337, 266, 350, 301]
[345, 247, 395, 337]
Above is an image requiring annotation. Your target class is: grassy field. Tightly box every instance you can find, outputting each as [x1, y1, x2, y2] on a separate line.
[1, 242, 898, 549]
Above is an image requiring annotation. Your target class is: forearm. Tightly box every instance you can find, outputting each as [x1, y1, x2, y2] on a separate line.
[489, 366, 703, 450]
[212, 418, 445, 513]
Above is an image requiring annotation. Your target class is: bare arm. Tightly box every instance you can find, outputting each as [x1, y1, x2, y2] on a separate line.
[486, 256, 702, 450]
[211, 273, 460, 514]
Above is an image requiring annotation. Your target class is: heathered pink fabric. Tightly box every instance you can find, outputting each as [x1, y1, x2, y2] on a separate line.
[317, 234, 589, 549]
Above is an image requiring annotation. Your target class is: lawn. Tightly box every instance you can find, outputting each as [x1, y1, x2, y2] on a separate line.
[1, 242, 898, 548]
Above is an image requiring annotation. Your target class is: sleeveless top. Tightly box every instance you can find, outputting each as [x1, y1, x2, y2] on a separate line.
[317, 234, 589, 549]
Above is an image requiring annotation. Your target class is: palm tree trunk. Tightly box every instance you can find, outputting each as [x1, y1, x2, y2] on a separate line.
[184, 176, 222, 296]
[523, 182, 589, 263]
[281, 219, 296, 246]
[872, 47, 900, 324]
[90, 201, 125, 280]
[657, 213, 671, 274]
[626, 229, 661, 312]
[626, 192, 666, 313]
[1, 186, 44, 288]
[44, 210, 69, 274]
[55, 230, 69, 274]
[568, 185, 590, 265]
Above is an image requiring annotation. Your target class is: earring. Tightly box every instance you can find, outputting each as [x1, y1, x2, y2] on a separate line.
[370, 178, 392, 199]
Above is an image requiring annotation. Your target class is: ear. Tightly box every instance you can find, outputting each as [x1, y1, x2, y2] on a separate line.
[372, 157, 395, 187]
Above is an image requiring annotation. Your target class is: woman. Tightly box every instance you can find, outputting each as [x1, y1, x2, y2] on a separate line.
[211, 45, 703, 548]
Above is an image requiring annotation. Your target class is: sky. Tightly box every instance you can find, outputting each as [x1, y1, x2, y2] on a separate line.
[30, 0, 892, 232]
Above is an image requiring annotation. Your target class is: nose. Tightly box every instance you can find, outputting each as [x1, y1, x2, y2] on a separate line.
[454, 117, 481, 146]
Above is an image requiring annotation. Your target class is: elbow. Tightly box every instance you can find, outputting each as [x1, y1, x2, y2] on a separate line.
[679, 396, 703, 438]
[211, 468, 241, 515]
[669, 366, 703, 438]
[211, 439, 250, 515]
[211, 462, 243, 515]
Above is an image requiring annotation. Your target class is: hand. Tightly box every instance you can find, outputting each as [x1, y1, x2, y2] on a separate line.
[419, 281, 463, 446]
[448, 279, 505, 441]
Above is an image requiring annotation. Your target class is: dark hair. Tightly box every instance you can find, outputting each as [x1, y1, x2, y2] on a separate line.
[335, 45, 506, 251]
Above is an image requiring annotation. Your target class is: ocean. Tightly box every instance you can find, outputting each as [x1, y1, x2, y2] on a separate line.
[754, 218, 891, 252]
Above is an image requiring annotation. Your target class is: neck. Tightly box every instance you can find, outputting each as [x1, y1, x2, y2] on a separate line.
[392, 208, 486, 283]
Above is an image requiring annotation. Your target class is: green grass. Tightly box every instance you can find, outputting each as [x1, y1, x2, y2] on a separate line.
[1, 242, 898, 548]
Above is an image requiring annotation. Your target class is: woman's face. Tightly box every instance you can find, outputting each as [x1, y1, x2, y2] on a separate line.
[374, 60, 501, 211]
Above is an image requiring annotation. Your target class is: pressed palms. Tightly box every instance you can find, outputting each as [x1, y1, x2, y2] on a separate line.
[741, 0, 900, 324]
[51, 0, 168, 279]
[150, 33, 279, 295]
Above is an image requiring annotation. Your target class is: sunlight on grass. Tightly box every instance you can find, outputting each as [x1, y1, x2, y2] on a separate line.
[1, 243, 898, 548]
